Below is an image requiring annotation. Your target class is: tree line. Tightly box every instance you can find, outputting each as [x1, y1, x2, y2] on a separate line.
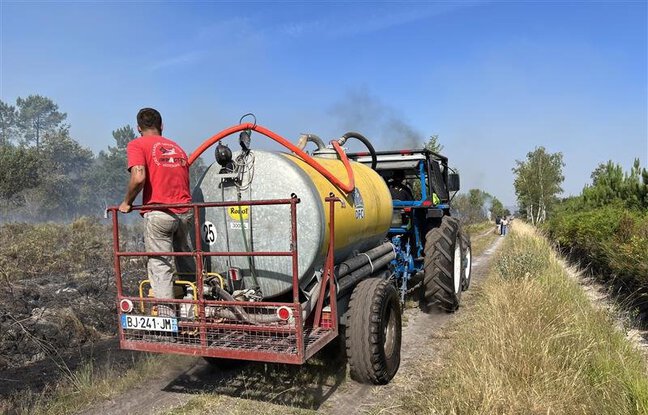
[512, 145, 647, 224]
[511, 146, 648, 313]
[451, 189, 510, 225]
[0, 95, 206, 222]
[0, 94, 512, 223]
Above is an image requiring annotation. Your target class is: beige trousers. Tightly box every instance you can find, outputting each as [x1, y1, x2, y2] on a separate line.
[144, 210, 195, 299]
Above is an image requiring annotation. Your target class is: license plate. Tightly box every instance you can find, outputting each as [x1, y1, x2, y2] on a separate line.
[121, 315, 178, 332]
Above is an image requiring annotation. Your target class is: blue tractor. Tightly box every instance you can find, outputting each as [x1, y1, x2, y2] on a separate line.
[349, 149, 472, 312]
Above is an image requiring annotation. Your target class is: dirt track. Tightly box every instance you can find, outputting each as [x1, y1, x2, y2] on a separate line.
[80, 234, 504, 415]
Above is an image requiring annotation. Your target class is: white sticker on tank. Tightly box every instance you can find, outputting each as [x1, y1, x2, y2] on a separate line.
[230, 221, 249, 230]
[201, 221, 217, 246]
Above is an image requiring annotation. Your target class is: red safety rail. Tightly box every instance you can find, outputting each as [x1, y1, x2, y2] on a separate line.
[107, 196, 341, 364]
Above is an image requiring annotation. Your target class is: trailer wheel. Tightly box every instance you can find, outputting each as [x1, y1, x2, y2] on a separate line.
[203, 357, 245, 371]
[346, 277, 402, 385]
[423, 216, 462, 312]
[459, 229, 472, 291]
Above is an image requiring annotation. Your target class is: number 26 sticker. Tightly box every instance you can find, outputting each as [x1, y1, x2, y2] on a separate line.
[201, 221, 217, 246]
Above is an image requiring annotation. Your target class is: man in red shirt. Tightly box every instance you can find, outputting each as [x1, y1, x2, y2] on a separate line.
[119, 108, 194, 312]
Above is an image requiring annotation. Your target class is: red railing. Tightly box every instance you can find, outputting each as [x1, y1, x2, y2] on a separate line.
[107, 196, 341, 364]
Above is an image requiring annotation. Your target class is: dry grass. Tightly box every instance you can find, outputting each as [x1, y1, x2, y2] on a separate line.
[0, 217, 145, 280]
[4, 354, 193, 415]
[377, 221, 648, 415]
[465, 220, 494, 236]
[0, 217, 112, 279]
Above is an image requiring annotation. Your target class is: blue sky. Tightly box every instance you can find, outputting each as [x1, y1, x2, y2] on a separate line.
[1, 1, 646, 206]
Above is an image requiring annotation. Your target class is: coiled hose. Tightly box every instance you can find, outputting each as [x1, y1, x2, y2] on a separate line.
[188, 123, 356, 193]
[338, 131, 378, 170]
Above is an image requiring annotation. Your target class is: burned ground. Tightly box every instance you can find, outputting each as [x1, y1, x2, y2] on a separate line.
[0, 219, 146, 401]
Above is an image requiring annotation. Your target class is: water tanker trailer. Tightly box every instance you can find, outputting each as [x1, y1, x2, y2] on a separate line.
[108, 119, 471, 385]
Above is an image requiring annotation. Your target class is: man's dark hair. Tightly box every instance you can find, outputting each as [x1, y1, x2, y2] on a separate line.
[137, 108, 162, 133]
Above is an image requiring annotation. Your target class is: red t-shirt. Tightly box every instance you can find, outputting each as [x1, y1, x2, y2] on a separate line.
[126, 135, 192, 214]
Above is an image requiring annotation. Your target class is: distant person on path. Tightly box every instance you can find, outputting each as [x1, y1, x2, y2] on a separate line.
[495, 216, 502, 235]
[501, 217, 508, 236]
[119, 108, 195, 314]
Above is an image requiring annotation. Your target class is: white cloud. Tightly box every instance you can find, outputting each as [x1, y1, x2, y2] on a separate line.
[150, 50, 206, 71]
[279, 3, 480, 39]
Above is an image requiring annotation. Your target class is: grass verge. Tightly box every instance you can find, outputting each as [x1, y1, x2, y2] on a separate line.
[3, 354, 193, 415]
[376, 221, 648, 414]
[465, 220, 494, 237]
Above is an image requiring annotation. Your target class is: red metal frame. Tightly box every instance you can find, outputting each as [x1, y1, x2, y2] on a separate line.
[108, 196, 342, 364]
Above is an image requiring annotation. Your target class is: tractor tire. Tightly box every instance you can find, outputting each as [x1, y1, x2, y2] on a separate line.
[203, 357, 245, 371]
[423, 216, 462, 312]
[459, 229, 472, 291]
[346, 277, 402, 385]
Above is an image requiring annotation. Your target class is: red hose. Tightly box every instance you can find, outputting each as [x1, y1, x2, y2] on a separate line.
[188, 123, 356, 193]
[331, 140, 355, 192]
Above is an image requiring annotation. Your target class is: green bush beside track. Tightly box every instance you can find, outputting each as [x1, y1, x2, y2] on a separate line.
[545, 203, 648, 297]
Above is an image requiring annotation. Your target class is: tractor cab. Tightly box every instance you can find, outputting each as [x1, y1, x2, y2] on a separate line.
[349, 149, 466, 304]
[349, 149, 460, 234]
[351, 149, 458, 203]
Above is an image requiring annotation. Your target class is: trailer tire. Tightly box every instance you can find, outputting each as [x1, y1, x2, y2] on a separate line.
[459, 229, 472, 291]
[423, 216, 462, 312]
[346, 277, 401, 385]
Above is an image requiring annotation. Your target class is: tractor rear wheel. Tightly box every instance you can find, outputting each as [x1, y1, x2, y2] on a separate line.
[459, 229, 472, 291]
[346, 277, 402, 385]
[423, 216, 462, 312]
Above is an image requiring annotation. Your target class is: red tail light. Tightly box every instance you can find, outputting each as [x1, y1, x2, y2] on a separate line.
[119, 299, 133, 313]
[277, 306, 292, 321]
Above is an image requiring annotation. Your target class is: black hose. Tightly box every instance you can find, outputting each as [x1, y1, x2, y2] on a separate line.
[335, 242, 394, 278]
[337, 250, 396, 296]
[341, 132, 377, 170]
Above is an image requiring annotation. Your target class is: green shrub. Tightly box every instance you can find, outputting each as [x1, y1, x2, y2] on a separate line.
[546, 204, 648, 289]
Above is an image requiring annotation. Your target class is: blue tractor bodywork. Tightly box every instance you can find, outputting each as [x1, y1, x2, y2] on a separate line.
[348, 149, 460, 302]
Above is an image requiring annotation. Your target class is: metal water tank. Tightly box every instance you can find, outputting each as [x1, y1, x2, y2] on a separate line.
[193, 150, 392, 298]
